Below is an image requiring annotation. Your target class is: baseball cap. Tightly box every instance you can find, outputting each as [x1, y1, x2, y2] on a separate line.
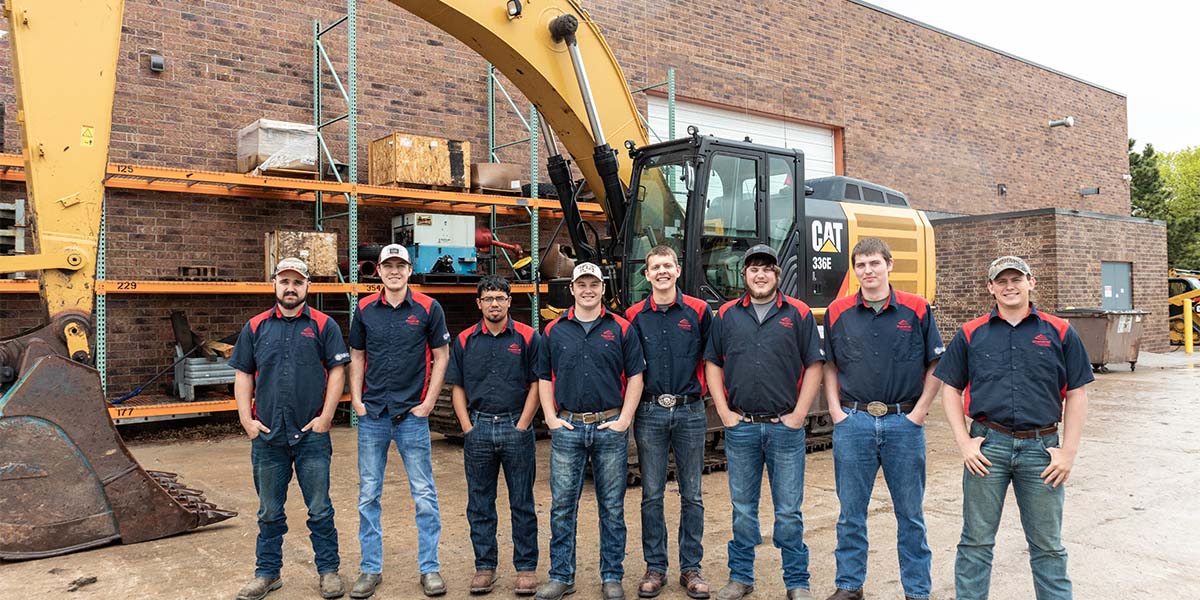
[987, 255, 1032, 280]
[571, 262, 603, 283]
[273, 257, 309, 279]
[378, 243, 411, 265]
[743, 243, 778, 266]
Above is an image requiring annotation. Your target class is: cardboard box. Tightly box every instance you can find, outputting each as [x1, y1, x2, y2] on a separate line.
[237, 119, 319, 174]
[470, 163, 523, 194]
[369, 133, 470, 188]
[264, 231, 338, 279]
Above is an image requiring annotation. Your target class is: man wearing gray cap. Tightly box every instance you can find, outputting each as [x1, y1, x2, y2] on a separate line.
[230, 257, 351, 600]
[934, 256, 1093, 600]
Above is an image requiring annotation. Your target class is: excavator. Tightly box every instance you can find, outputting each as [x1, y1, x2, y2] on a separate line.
[0, 0, 933, 558]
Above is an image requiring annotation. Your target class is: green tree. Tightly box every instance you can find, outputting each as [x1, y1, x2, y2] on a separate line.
[1159, 146, 1200, 270]
[1129, 139, 1168, 221]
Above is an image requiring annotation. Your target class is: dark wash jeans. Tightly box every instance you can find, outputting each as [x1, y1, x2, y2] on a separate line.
[634, 400, 707, 574]
[463, 411, 539, 572]
[251, 432, 340, 578]
[547, 415, 629, 585]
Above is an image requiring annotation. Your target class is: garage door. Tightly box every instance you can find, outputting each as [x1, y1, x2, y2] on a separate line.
[646, 97, 837, 178]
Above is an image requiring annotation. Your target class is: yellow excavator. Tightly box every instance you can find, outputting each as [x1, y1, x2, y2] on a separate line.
[0, 0, 935, 558]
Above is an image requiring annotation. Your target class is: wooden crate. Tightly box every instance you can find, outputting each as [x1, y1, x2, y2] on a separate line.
[369, 132, 470, 188]
[264, 231, 338, 280]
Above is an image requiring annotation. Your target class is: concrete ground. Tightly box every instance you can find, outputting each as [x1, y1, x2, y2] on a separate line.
[3, 351, 1199, 599]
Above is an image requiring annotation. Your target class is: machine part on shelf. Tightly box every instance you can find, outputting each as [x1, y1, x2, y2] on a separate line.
[512, 256, 534, 281]
[475, 226, 523, 256]
[358, 260, 379, 280]
[539, 242, 577, 280]
[392, 213, 479, 276]
[0, 355, 235, 559]
[113, 343, 201, 404]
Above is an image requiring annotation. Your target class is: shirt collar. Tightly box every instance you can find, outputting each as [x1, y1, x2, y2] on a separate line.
[988, 303, 1037, 322]
[646, 288, 684, 312]
[272, 303, 312, 320]
[470, 316, 514, 338]
[855, 286, 897, 310]
[567, 304, 609, 323]
[378, 288, 413, 308]
[739, 290, 783, 309]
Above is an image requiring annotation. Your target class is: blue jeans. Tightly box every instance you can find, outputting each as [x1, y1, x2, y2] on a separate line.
[357, 413, 441, 575]
[463, 411, 538, 572]
[547, 415, 629, 585]
[251, 432, 340, 578]
[956, 420, 1069, 600]
[832, 408, 931, 598]
[723, 420, 810, 590]
[634, 400, 707, 574]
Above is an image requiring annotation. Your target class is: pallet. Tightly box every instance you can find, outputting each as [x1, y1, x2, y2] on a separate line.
[383, 181, 471, 193]
[258, 167, 319, 180]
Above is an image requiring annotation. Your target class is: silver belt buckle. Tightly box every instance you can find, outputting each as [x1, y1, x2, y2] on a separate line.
[866, 401, 888, 417]
[656, 394, 677, 408]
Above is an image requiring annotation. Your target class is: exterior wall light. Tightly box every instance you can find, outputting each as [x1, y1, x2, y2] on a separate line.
[1049, 116, 1075, 128]
[1080, 187, 1100, 196]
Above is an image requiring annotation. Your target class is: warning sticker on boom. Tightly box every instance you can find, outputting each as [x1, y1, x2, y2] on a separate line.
[80, 126, 95, 147]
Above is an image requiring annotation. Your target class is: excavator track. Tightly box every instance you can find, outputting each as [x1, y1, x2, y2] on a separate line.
[0, 352, 235, 560]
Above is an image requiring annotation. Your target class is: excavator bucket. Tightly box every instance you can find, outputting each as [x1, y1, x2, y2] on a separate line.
[0, 355, 235, 559]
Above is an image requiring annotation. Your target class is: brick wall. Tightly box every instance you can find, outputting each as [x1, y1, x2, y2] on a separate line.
[932, 209, 1168, 354]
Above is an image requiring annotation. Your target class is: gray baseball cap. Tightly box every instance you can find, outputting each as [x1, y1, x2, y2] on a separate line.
[273, 257, 309, 279]
[987, 256, 1032, 280]
[743, 243, 778, 266]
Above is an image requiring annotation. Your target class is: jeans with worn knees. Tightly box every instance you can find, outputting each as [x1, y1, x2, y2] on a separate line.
[956, 420, 1070, 600]
[463, 411, 538, 572]
[832, 409, 931, 598]
[252, 432, 340, 578]
[357, 413, 441, 575]
[723, 420, 810, 590]
[547, 416, 629, 585]
[634, 400, 707, 574]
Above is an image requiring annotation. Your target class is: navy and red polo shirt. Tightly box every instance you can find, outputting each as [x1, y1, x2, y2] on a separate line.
[624, 289, 712, 397]
[536, 305, 646, 414]
[229, 304, 351, 445]
[704, 292, 826, 415]
[446, 317, 541, 415]
[824, 287, 944, 406]
[348, 289, 451, 418]
[933, 304, 1094, 430]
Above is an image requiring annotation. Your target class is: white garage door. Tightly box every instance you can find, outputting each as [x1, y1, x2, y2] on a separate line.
[646, 97, 837, 178]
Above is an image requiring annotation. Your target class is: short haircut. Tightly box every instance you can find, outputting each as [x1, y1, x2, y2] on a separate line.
[851, 237, 892, 264]
[477, 275, 511, 297]
[643, 245, 679, 272]
[743, 255, 781, 277]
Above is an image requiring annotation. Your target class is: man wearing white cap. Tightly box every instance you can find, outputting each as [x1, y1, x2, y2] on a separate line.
[348, 244, 452, 598]
[535, 262, 646, 600]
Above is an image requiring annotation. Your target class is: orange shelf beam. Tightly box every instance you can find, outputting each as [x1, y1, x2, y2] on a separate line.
[108, 394, 352, 421]
[0, 279, 546, 295]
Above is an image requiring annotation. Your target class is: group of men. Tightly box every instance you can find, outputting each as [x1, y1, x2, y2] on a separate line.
[230, 236, 1091, 600]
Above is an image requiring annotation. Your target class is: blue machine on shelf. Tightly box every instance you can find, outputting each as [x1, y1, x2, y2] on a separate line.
[392, 213, 478, 276]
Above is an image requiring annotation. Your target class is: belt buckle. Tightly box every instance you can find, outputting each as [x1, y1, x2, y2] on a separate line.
[866, 401, 888, 417]
[582, 412, 600, 424]
[656, 394, 677, 408]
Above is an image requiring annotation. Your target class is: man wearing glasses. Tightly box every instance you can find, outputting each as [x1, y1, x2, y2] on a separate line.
[447, 276, 543, 596]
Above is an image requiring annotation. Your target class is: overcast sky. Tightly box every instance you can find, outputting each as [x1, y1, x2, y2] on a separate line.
[865, 0, 1198, 154]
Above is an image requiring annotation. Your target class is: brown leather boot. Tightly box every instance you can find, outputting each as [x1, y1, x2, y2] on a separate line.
[470, 570, 496, 594]
[514, 571, 539, 596]
[678, 571, 711, 599]
[637, 570, 666, 598]
[823, 589, 863, 600]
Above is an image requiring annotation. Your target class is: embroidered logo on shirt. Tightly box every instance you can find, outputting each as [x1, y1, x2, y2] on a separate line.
[896, 319, 912, 331]
[405, 315, 421, 326]
[677, 319, 692, 332]
[301, 327, 317, 338]
[778, 317, 794, 329]
[1032, 333, 1052, 347]
[601, 329, 617, 341]
[508, 342, 522, 355]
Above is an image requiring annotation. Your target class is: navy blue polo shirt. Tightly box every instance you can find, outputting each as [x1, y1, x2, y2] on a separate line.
[625, 289, 712, 397]
[348, 289, 451, 418]
[537, 305, 646, 413]
[704, 292, 825, 415]
[229, 304, 351, 445]
[933, 305, 1094, 430]
[446, 317, 540, 415]
[825, 287, 944, 405]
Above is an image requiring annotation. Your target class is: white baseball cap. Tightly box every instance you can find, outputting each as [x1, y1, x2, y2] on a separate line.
[378, 244, 411, 265]
[571, 262, 603, 283]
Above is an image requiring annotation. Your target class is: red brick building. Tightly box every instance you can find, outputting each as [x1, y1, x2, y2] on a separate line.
[0, 0, 1162, 398]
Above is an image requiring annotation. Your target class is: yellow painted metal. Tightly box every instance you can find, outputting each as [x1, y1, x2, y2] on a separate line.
[0, 251, 84, 273]
[63, 321, 90, 361]
[4, 0, 124, 326]
[1186, 299, 1194, 355]
[837, 202, 937, 301]
[392, 0, 650, 213]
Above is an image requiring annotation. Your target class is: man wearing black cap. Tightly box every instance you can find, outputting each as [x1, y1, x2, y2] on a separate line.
[934, 256, 1093, 600]
[704, 244, 826, 600]
[231, 257, 351, 600]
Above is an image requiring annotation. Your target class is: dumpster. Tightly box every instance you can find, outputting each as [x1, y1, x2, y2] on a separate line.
[1055, 309, 1150, 373]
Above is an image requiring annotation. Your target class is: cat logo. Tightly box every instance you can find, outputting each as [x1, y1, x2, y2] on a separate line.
[811, 220, 844, 253]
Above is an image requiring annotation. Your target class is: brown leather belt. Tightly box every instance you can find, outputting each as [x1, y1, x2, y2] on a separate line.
[558, 407, 621, 424]
[976, 419, 1057, 439]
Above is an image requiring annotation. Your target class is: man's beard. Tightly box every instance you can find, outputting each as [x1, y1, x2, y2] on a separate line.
[484, 312, 507, 324]
[277, 292, 305, 309]
[749, 284, 777, 301]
